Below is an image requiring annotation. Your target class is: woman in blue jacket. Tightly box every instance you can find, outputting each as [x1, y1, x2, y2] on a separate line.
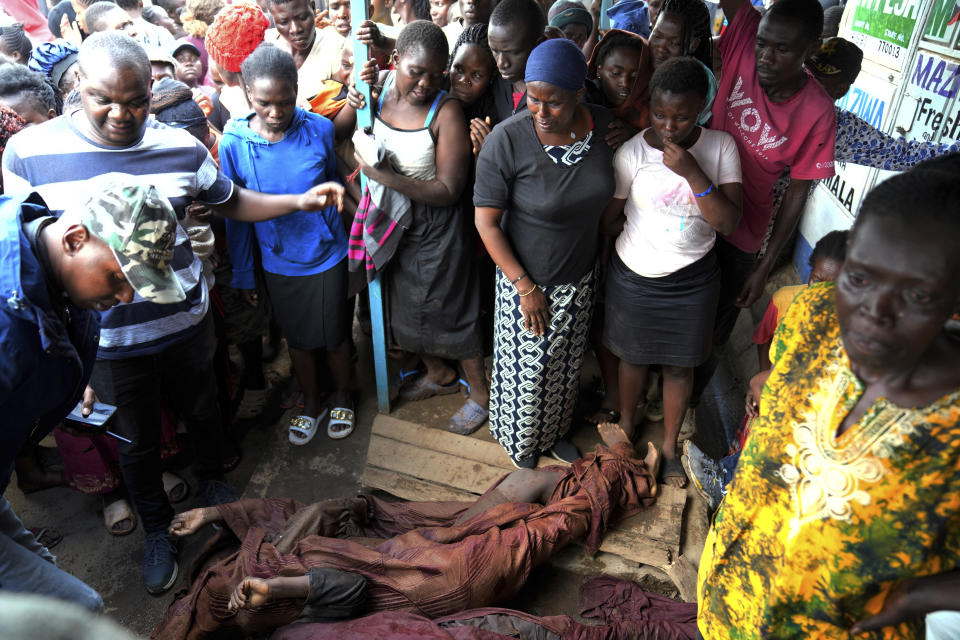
[222, 44, 354, 445]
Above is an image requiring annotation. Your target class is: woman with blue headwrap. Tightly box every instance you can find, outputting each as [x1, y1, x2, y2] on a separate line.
[27, 40, 80, 98]
[475, 38, 616, 468]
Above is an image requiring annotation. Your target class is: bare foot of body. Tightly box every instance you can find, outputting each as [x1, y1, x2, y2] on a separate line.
[227, 576, 311, 613]
[598, 422, 660, 495]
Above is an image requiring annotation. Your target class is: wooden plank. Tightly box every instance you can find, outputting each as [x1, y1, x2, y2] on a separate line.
[367, 435, 508, 494]
[607, 485, 685, 548]
[372, 415, 560, 470]
[663, 555, 699, 603]
[596, 534, 673, 567]
[362, 467, 478, 503]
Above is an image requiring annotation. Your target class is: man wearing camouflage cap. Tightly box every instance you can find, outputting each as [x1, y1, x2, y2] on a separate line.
[1, 31, 343, 595]
[0, 181, 183, 612]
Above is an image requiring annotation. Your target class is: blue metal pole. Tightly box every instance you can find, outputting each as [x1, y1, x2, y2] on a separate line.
[350, 0, 392, 413]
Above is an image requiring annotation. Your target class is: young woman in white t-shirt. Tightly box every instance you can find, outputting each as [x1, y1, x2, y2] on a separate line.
[599, 56, 743, 488]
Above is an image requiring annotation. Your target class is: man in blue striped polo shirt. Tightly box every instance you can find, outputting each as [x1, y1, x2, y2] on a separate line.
[1, 32, 343, 595]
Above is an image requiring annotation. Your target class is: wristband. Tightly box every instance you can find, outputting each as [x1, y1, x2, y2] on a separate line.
[694, 183, 714, 198]
[518, 284, 538, 297]
[511, 271, 529, 285]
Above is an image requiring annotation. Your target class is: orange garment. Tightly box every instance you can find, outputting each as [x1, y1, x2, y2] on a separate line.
[308, 79, 349, 119]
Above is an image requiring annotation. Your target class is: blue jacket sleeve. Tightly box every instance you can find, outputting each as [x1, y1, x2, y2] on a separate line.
[219, 137, 258, 290]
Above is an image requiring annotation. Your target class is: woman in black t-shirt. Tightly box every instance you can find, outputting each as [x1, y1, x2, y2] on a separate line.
[474, 38, 616, 468]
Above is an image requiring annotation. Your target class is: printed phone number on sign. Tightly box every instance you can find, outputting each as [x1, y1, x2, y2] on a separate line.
[848, 32, 903, 61]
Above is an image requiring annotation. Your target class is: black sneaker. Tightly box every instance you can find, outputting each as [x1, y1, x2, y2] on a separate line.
[143, 531, 178, 595]
[548, 439, 580, 463]
[200, 479, 237, 507]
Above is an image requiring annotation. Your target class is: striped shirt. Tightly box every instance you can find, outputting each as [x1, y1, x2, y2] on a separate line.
[1, 112, 234, 359]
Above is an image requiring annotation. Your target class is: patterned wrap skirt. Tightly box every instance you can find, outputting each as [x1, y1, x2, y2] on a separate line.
[489, 266, 596, 461]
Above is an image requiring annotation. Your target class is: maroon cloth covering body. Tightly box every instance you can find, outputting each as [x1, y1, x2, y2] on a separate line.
[270, 575, 696, 640]
[153, 442, 656, 640]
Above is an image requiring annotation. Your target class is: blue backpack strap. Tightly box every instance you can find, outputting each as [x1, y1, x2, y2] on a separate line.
[377, 72, 394, 112]
[423, 90, 447, 127]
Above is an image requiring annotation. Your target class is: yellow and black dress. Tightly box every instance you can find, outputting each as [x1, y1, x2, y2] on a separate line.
[697, 283, 960, 639]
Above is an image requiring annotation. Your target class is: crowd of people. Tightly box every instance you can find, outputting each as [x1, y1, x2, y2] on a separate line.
[0, 0, 959, 637]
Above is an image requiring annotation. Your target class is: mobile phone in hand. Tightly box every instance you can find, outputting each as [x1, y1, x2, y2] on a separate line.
[64, 401, 117, 435]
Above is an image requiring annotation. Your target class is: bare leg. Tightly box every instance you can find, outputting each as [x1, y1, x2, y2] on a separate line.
[325, 341, 354, 436]
[325, 341, 353, 409]
[757, 342, 771, 371]
[661, 365, 692, 488]
[453, 468, 565, 525]
[586, 330, 621, 423]
[461, 356, 489, 406]
[288, 346, 326, 421]
[421, 355, 457, 386]
[618, 361, 649, 440]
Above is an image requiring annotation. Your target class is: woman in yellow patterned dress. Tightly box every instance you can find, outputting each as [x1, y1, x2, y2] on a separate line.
[697, 155, 960, 638]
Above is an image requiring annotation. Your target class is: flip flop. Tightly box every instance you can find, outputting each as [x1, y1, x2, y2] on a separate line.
[398, 376, 460, 402]
[398, 367, 425, 387]
[288, 410, 327, 446]
[104, 497, 137, 536]
[660, 457, 688, 488]
[327, 407, 355, 440]
[30, 527, 62, 550]
[162, 471, 189, 504]
[448, 398, 489, 435]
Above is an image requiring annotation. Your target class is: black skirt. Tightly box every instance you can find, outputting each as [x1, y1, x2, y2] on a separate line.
[603, 250, 720, 367]
[385, 201, 482, 360]
[263, 259, 348, 351]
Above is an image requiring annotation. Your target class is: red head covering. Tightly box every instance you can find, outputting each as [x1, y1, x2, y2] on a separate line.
[587, 29, 654, 131]
[204, 2, 270, 73]
[0, 107, 26, 194]
[0, 107, 25, 156]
